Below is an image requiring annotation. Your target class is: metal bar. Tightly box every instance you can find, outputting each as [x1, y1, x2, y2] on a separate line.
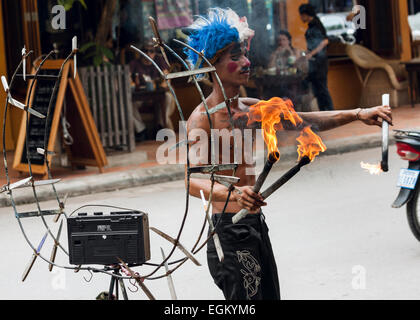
[188, 164, 238, 174]
[0, 177, 33, 193]
[169, 139, 196, 151]
[119, 278, 129, 300]
[165, 67, 216, 80]
[16, 209, 61, 219]
[150, 227, 201, 266]
[16, 74, 59, 80]
[22, 46, 26, 81]
[172, 39, 232, 108]
[261, 156, 311, 199]
[53, 193, 68, 223]
[131, 42, 194, 280]
[118, 259, 156, 300]
[14, 51, 73, 264]
[172, 39, 237, 152]
[162, 43, 216, 164]
[233, 156, 311, 224]
[381, 94, 390, 172]
[130, 46, 166, 78]
[108, 275, 116, 300]
[37, 148, 55, 156]
[48, 220, 63, 272]
[1, 178, 60, 193]
[160, 247, 178, 300]
[192, 174, 240, 186]
[148, 16, 171, 68]
[72, 36, 78, 78]
[22, 231, 49, 282]
[200, 190, 224, 262]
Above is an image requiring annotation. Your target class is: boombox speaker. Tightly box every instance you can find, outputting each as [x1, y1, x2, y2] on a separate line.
[67, 211, 150, 266]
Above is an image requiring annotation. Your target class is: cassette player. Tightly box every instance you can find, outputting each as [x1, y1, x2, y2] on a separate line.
[67, 211, 150, 266]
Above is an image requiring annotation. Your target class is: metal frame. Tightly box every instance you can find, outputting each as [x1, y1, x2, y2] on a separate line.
[1, 19, 240, 299]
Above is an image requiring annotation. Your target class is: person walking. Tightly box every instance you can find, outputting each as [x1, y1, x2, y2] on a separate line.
[299, 4, 334, 111]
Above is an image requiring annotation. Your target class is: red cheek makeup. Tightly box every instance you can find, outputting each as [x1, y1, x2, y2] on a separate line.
[227, 62, 239, 73]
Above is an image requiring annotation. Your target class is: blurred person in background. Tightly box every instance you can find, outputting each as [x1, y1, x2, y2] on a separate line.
[268, 30, 307, 75]
[299, 3, 334, 111]
[130, 39, 176, 141]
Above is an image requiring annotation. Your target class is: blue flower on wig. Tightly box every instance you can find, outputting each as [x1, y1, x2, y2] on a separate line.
[185, 8, 254, 69]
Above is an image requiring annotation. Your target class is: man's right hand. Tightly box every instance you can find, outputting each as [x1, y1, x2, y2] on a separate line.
[233, 186, 267, 212]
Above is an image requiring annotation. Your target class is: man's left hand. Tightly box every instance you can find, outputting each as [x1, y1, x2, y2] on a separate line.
[358, 105, 393, 127]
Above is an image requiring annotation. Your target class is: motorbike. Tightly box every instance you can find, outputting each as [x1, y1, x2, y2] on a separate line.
[392, 130, 420, 241]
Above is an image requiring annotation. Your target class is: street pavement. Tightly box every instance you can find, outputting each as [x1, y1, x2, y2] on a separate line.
[1, 146, 420, 300]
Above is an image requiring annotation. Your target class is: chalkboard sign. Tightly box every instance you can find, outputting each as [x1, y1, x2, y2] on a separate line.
[13, 60, 107, 176]
[20, 69, 57, 166]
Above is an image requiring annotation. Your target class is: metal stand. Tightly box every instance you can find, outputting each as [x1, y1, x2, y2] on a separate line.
[105, 266, 129, 300]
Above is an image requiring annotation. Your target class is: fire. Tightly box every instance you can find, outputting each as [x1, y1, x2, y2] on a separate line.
[247, 97, 326, 162]
[296, 127, 327, 161]
[360, 162, 383, 175]
[248, 97, 303, 160]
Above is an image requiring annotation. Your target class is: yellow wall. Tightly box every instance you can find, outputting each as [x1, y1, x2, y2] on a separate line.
[0, 0, 14, 151]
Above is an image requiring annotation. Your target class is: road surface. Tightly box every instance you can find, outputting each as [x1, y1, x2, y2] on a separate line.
[1, 146, 419, 300]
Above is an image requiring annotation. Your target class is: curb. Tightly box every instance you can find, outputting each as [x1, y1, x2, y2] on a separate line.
[0, 129, 412, 208]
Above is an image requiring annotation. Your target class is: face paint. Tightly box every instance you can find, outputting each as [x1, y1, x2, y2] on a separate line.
[227, 62, 239, 73]
[226, 43, 245, 73]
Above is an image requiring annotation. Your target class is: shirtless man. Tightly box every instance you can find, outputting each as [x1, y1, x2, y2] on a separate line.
[185, 8, 392, 300]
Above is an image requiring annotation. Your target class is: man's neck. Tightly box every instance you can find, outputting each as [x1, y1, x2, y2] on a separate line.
[209, 82, 241, 109]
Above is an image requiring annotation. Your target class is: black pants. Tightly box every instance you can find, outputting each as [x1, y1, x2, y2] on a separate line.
[308, 59, 334, 111]
[207, 213, 281, 300]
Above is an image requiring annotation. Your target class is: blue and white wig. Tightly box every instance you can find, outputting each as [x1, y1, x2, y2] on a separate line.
[185, 8, 255, 69]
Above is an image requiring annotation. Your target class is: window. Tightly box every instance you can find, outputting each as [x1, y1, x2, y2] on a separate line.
[308, 0, 357, 42]
[408, 0, 420, 40]
[408, 0, 420, 15]
[310, 0, 355, 13]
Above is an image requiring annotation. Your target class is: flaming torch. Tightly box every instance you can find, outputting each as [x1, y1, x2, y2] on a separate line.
[232, 98, 327, 224]
[360, 94, 390, 175]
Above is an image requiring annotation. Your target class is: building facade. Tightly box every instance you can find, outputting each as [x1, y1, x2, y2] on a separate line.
[0, 0, 415, 151]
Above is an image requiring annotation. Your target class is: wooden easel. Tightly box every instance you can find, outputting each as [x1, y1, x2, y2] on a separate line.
[13, 59, 107, 176]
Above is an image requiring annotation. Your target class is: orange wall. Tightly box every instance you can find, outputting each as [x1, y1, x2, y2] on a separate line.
[399, 0, 412, 61]
[328, 60, 362, 110]
[0, 0, 14, 151]
[287, 0, 308, 52]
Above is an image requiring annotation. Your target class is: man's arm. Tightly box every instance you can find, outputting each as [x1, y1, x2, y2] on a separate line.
[298, 106, 393, 131]
[307, 39, 329, 59]
[238, 99, 392, 131]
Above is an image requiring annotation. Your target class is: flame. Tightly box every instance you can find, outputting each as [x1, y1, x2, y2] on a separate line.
[360, 162, 383, 175]
[247, 97, 326, 162]
[247, 97, 303, 160]
[296, 127, 327, 161]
